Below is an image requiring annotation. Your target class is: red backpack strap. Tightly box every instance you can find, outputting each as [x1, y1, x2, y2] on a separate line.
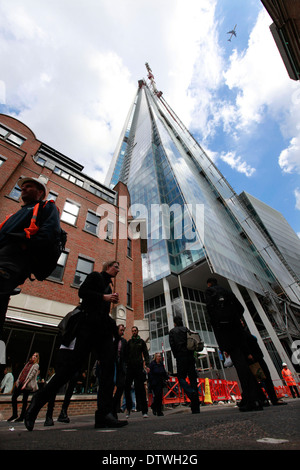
[23, 200, 57, 239]
[24, 202, 40, 239]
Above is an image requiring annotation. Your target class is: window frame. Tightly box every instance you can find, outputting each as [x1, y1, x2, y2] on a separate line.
[127, 280, 132, 308]
[73, 256, 94, 287]
[61, 200, 80, 226]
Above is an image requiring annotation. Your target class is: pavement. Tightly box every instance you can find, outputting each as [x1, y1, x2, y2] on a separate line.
[1, 397, 299, 456]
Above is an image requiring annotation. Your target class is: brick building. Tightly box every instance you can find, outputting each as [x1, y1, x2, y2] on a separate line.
[0, 113, 146, 391]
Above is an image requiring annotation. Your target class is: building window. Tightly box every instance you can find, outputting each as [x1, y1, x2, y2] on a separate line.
[0, 125, 25, 147]
[84, 210, 100, 235]
[61, 200, 80, 225]
[106, 220, 114, 241]
[8, 184, 21, 200]
[73, 257, 94, 286]
[47, 191, 58, 202]
[0, 156, 6, 167]
[48, 251, 68, 281]
[89, 185, 115, 204]
[127, 281, 132, 308]
[54, 166, 84, 187]
[127, 238, 132, 258]
[36, 156, 46, 166]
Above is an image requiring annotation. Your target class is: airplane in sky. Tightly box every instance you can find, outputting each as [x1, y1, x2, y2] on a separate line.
[227, 24, 237, 41]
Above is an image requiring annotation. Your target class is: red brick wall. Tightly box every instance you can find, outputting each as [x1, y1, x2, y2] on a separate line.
[0, 395, 98, 420]
[0, 114, 145, 323]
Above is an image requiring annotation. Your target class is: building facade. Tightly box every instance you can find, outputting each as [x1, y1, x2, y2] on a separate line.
[105, 66, 300, 383]
[0, 114, 145, 389]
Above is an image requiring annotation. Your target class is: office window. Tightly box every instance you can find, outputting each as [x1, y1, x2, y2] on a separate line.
[127, 281, 132, 308]
[127, 238, 132, 258]
[106, 220, 114, 241]
[47, 191, 58, 202]
[84, 211, 100, 235]
[53, 166, 84, 187]
[48, 251, 68, 281]
[61, 200, 80, 225]
[73, 257, 94, 286]
[9, 184, 21, 200]
[36, 156, 46, 166]
[0, 125, 25, 147]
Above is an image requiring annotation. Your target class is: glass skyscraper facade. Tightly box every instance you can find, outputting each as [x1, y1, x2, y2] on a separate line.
[106, 67, 300, 380]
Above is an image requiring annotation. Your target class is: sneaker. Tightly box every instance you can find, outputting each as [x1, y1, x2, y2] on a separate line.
[143, 413, 149, 418]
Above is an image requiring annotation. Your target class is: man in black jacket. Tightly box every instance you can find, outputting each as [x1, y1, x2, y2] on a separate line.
[0, 176, 61, 338]
[112, 324, 127, 417]
[124, 326, 150, 417]
[205, 278, 263, 412]
[24, 261, 128, 430]
[169, 316, 200, 414]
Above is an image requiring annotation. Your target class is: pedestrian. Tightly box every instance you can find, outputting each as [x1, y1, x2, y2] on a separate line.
[205, 278, 263, 412]
[124, 326, 150, 418]
[169, 316, 200, 414]
[112, 324, 128, 418]
[242, 324, 287, 406]
[24, 261, 128, 431]
[0, 176, 61, 338]
[0, 366, 14, 394]
[44, 367, 81, 426]
[7, 352, 39, 422]
[281, 363, 300, 398]
[148, 353, 169, 416]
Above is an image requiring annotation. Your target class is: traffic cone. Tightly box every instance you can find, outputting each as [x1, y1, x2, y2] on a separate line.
[204, 378, 212, 404]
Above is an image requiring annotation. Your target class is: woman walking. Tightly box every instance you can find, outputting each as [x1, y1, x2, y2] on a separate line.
[7, 352, 40, 422]
[148, 353, 168, 416]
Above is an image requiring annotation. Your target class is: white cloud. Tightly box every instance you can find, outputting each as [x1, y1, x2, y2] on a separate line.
[294, 188, 300, 211]
[279, 135, 300, 175]
[223, 9, 293, 131]
[0, 0, 298, 237]
[220, 151, 256, 177]
[0, 0, 218, 182]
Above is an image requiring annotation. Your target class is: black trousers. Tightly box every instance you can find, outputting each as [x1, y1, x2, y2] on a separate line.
[113, 366, 126, 414]
[288, 385, 300, 398]
[176, 353, 198, 400]
[28, 327, 115, 420]
[229, 347, 262, 403]
[125, 367, 148, 414]
[46, 358, 80, 418]
[150, 383, 164, 414]
[0, 244, 29, 338]
[257, 357, 278, 404]
[11, 384, 31, 418]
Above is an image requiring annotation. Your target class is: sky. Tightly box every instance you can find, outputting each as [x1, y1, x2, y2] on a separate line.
[0, 0, 299, 236]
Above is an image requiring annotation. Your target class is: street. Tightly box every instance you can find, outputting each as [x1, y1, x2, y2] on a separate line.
[1, 398, 299, 455]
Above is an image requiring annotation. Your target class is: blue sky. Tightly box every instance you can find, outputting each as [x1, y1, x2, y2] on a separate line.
[0, 0, 299, 236]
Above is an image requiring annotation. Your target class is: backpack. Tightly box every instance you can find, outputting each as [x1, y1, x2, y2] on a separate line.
[209, 287, 243, 325]
[30, 201, 67, 281]
[186, 330, 204, 352]
[57, 305, 85, 346]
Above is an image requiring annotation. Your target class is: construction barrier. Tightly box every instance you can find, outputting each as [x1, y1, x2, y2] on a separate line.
[161, 377, 242, 406]
[274, 383, 300, 399]
[160, 377, 299, 406]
